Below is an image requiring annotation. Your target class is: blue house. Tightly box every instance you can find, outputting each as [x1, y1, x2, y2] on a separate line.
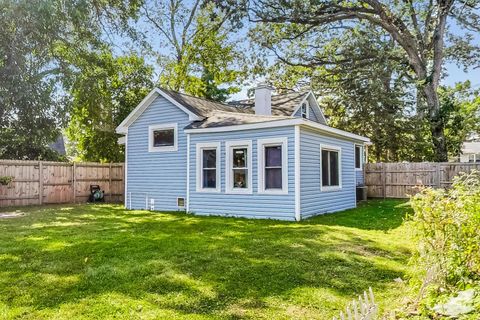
[116, 84, 370, 221]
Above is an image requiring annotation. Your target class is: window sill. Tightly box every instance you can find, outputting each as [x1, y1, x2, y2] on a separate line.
[149, 146, 178, 152]
[258, 189, 288, 195]
[225, 188, 253, 195]
[196, 188, 221, 193]
[355, 168, 363, 171]
[321, 186, 342, 192]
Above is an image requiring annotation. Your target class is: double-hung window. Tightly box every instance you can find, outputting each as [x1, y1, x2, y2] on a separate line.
[196, 142, 220, 192]
[321, 145, 342, 191]
[258, 137, 288, 194]
[226, 140, 252, 194]
[355, 145, 363, 170]
[148, 123, 178, 152]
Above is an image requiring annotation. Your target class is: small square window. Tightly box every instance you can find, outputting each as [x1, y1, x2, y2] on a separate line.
[149, 123, 177, 152]
[153, 129, 174, 147]
[177, 197, 185, 208]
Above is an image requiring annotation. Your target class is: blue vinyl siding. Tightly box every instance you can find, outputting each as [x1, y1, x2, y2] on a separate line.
[126, 95, 189, 210]
[189, 127, 296, 220]
[300, 127, 357, 219]
[355, 169, 364, 186]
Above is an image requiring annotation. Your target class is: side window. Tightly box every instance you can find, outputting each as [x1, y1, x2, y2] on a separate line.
[148, 123, 177, 152]
[226, 140, 252, 194]
[196, 142, 220, 192]
[258, 137, 288, 194]
[355, 145, 363, 169]
[321, 145, 342, 191]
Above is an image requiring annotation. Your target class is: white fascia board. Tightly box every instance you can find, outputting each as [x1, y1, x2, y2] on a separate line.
[185, 118, 370, 143]
[115, 88, 203, 134]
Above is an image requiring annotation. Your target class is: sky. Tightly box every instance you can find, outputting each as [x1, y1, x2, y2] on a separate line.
[113, 4, 480, 101]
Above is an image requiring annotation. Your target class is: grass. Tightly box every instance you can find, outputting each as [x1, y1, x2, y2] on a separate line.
[0, 200, 413, 319]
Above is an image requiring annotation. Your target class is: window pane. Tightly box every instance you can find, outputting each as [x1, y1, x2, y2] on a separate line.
[265, 146, 282, 167]
[322, 150, 329, 186]
[330, 151, 339, 186]
[301, 103, 307, 118]
[265, 168, 282, 189]
[203, 169, 216, 188]
[153, 129, 174, 147]
[355, 146, 361, 168]
[233, 148, 247, 168]
[202, 149, 216, 168]
[233, 169, 248, 188]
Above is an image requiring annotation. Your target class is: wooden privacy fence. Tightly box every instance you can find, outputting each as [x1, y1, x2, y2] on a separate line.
[0, 160, 124, 207]
[365, 162, 480, 198]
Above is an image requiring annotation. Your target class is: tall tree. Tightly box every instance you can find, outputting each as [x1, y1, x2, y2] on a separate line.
[66, 53, 153, 162]
[0, 0, 142, 160]
[142, 0, 246, 101]
[244, 0, 480, 161]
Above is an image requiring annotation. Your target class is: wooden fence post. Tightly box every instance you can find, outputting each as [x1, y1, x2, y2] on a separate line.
[73, 162, 76, 203]
[382, 163, 387, 199]
[109, 162, 112, 202]
[38, 161, 43, 205]
[436, 163, 441, 188]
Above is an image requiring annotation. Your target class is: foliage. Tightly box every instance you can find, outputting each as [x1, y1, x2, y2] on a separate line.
[409, 171, 480, 298]
[245, 0, 480, 161]
[0, 200, 412, 319]
[0, 176, 14, 186]
[441, 82, 480, 158]
[66, 52, 153, 162]
[143, 0, 245, 101]
[0, 0, 142, 160]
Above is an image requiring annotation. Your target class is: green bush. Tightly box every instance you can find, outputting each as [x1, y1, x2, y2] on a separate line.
[0, 176, 14, 185]
[409, 170, 480, 293]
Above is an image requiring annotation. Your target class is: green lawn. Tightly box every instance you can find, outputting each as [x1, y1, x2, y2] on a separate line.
[0, 200, 413, 319]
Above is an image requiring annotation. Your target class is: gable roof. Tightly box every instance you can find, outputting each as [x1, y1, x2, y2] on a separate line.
[116, 88, 315, 134]
[229, 91, 309, 116]
[185, 111, 292, 130]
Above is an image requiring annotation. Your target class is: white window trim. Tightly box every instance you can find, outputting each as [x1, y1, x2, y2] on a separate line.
[196, 142, 221, 193]
[354, 144, 363, 171]
[225, 140, 253, 194]
[148, 123, 178, 152]
[320, 144, 342, 192]
[258, 137, 289, 195]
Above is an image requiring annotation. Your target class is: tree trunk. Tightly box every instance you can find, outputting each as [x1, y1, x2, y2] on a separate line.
[423, 83, 448, 162]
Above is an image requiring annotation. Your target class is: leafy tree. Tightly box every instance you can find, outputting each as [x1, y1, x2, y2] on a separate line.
[66, 53, 153, 162]
[440, 81, 480, 158]
[0, 0, 143, 160]
[143, 0, 245, 101]
[244, 0, 480, 161]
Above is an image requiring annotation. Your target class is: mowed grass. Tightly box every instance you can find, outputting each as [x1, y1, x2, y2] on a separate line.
[0, 200, 413, 319]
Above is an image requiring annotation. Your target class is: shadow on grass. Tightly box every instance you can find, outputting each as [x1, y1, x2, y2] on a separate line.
[0, 201, 412, 318]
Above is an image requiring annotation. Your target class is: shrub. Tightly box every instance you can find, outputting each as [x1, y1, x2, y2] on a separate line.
[409, 170, 480, 293]
[0, 176, 14, 186]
